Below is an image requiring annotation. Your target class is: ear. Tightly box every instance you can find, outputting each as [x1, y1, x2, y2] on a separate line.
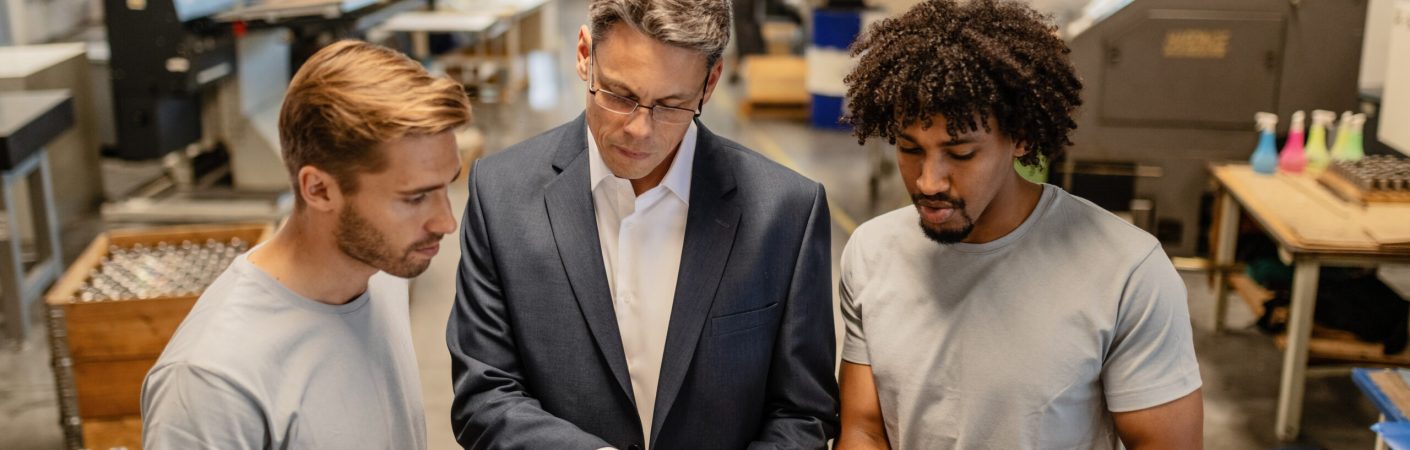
[700, 59, 725, 105]
[296, 165, 343, 213]
[576, 25, 592, 83]
[1013, 141, 1030, 159]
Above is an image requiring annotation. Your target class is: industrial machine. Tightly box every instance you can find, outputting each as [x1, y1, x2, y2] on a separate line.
[1063, 0, 1371, 256]
[100, 0, 419, 222]
[104, 0, 238, 162]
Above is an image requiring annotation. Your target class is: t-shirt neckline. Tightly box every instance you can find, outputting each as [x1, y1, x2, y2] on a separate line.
[235, 249, 372, 315]
[946, 184, 1057, 254]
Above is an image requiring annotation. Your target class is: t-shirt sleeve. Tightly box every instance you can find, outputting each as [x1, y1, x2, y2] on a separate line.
[141, 363, 267, 450]
[1101, 246, 1203, 412]
[840, 241, 870, 365]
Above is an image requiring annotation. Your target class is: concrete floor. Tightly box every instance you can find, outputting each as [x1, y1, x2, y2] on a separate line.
[0, 1, 1386, 448]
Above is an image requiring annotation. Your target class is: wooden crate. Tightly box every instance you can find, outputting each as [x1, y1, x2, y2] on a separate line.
[81, 416, 142, 450]
[740, 55, 810, 119]
[45, 223, 274, 450]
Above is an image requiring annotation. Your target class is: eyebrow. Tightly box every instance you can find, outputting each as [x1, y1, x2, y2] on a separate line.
[897, 132, 977, 147]
[399, 167, 462, 196]
[941, 137, 977, 147]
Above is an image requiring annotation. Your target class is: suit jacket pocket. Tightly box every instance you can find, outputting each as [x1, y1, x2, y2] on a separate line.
[709, 301, 780, 336]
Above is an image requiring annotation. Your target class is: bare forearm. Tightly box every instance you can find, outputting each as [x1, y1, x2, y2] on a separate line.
[834, 429, 890, 450]
[1114, 389, 1204, 450]
[1124, 441, 1202, 450]
[836, 361, 888, 450]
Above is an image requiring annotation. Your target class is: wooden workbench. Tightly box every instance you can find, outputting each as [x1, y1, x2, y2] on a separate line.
[1209, 164, 1410, 441]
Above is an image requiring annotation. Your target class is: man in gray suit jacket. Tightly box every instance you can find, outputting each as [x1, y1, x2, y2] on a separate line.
[446, 1, 838, 449]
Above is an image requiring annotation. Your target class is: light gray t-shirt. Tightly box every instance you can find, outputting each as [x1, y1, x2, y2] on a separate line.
[841, 184, 1201, 449]
[141, 253, 425, 450]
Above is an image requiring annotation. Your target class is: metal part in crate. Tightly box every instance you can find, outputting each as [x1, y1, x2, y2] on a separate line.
[78, 238, 251, 302]
[1321, 155, 1410, 203]
[1331, 155, 1410, 191]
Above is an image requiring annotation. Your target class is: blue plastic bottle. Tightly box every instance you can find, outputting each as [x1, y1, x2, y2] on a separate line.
[1251, 112, 1279, 175]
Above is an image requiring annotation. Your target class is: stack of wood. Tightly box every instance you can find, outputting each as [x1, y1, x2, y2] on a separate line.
[739, 55, 810, 119]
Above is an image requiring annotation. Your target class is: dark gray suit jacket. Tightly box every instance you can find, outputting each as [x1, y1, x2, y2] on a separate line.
[447, 115, 838, 450]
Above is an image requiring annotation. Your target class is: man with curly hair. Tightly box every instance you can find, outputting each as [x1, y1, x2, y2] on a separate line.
[833, 1, 1203, 449]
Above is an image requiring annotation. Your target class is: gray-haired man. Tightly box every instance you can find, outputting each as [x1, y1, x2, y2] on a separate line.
[446, 1, 840, 449]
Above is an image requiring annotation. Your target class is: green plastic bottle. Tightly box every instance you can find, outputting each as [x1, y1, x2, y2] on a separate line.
[1341, 113, 1367, 162]
[1305, 110, 1335, 174]
[1331, 111, 1359, 162]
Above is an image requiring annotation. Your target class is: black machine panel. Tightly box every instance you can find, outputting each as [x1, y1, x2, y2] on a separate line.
[102, 0, 422, 162]
[104, 0, 236, 161]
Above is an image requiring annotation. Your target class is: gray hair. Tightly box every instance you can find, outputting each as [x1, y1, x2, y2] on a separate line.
[589, 0, 732, 69]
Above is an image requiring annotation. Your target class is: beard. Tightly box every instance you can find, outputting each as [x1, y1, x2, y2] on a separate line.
[334, 204, 440, 278]
[913, 192, 975, 244]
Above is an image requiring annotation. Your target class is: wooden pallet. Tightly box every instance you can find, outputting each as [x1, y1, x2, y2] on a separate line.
[45, 223, 275, 450]
[740, 55, 810, 119]
[1229, 272, 1410, 365]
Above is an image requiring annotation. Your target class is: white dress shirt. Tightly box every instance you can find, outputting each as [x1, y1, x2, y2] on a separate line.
[588, 123, 697, 449]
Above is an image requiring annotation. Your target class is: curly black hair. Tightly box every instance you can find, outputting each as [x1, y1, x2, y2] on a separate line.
[842, 0, 1082, 167]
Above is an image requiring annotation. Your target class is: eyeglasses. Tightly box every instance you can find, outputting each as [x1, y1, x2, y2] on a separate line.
[588, 47, 707, 125]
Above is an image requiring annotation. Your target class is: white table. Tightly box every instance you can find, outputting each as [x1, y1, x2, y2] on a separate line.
[377, 11, 500, 59]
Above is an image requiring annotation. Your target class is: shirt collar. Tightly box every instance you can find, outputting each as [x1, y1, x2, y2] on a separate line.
[587, 121, 698, 204]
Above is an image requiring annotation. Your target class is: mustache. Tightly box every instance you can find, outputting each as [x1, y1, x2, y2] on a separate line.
[911, 192, 965, 210]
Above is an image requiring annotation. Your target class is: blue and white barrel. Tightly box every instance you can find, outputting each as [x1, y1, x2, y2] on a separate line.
[806, 8, 885, 130]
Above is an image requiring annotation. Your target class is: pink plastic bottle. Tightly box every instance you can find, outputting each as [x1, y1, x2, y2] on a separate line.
[1279, 110, 1307, 173]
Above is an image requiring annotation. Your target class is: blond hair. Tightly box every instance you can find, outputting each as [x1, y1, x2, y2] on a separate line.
[589, 0, 731, 68]
[278, 40, 471, 202]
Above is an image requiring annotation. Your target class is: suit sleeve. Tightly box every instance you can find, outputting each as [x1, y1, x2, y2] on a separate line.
[447, 163, 613, 450]
[749, 183, 841, 449]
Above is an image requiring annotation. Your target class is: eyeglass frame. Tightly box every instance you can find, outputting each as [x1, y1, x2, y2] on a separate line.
[587, 46, 709, 125]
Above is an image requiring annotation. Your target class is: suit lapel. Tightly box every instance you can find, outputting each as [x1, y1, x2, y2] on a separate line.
[651, 124, 741, 445]
[543, 115, 635, 404]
